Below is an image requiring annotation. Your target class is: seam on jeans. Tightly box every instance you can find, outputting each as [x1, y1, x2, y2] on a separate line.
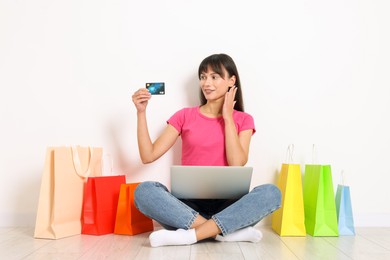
[249, 205, 281, 227]
[139, 182, 199, 229]
[172, 195, 199, 220]
[164, 190, 200, 229]
[186, 212, 199, 230]
[212, 215, 227, 236]
[224, 204, 282, 235]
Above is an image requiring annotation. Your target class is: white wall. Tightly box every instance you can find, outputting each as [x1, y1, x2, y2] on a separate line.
[1, 0, 389, 227]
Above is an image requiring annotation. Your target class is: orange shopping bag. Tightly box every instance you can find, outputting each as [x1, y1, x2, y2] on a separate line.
[114, 183, 154, 235]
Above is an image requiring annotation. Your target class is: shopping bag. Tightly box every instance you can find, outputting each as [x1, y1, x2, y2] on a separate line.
[336, 183, 355, 236]
[303, 164, 339, 236]
[114, 183, 154, 235]
[81, 175, 126, 235]
[34, 146, 102, 239]
[272, 144, 306, 236]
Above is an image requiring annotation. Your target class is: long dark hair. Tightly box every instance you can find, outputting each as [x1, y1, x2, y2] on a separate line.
[198, 53, 244, 112]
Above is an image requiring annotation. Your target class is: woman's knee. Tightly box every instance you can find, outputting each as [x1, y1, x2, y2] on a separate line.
[253, 184, 282, 207]
[268, 184, 282, 206]
[134, 181, 165, 209]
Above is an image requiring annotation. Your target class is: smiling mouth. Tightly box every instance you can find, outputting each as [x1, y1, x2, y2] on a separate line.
[203, 89, 214, 94]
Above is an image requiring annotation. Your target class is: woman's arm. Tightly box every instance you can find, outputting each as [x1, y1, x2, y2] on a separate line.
[222, 87, 253, 166]
[133, 88, 179, 164]
[137, 116, 179, 164]
[224, 120, 252, 166]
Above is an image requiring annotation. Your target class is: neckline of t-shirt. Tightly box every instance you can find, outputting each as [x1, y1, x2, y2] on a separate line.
[197, 106, 229, 120]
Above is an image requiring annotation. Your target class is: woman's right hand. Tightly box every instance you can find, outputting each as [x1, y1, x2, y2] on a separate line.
[132, 88, 151, 113]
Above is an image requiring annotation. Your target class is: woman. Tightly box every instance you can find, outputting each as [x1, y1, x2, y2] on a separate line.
[131, 53, 281, 247]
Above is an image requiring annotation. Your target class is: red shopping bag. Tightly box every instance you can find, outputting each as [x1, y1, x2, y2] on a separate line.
[81, 175, 126, 235]
[114, 183, 154, 235]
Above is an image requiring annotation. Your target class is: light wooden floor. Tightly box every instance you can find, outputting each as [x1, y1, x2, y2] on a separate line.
[1, 226, 390, 260]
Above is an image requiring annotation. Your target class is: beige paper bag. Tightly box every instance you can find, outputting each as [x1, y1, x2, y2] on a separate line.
[34, 146, 102, 239]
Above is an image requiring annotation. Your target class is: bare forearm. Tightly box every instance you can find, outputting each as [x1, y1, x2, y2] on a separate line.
[136, 112, 180, 164]
[224, 119, 248, 166]
[137, 111, 154, 163]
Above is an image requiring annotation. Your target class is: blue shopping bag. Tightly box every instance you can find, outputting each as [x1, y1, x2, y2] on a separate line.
[335, 184, 355, 236]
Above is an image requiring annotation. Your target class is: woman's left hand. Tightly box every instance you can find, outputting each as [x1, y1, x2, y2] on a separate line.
[222, 86, 237, 120]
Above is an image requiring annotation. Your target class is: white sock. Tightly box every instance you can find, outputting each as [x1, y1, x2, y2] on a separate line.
[215, 226, 263, 243]
[149, 228, 197, 247]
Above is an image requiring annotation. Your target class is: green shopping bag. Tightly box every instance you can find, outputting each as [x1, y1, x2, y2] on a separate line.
[303, 164, 339, 236]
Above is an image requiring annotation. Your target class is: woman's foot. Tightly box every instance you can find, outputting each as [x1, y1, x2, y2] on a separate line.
[149, 229, 197, 247]
[215, 226, 263, 243]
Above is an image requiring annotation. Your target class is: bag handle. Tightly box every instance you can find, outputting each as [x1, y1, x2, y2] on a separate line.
[285, 144, 295, 163]
[340, 170, 346, 186]
[312, 144, 318, 164]
[71, 146, 93, 178]
[102, 153, 114, 176]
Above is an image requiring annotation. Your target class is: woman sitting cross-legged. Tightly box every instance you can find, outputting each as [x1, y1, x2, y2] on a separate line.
[131, 53, 281, 247]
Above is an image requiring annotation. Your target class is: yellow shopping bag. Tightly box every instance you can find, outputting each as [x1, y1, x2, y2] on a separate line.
[272, 145, 306, 236]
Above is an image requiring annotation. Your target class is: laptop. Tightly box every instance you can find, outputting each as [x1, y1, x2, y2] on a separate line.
[170, 166, 253, 199]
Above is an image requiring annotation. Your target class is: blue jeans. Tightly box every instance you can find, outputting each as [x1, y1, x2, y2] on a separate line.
[134, 181, 281, 236]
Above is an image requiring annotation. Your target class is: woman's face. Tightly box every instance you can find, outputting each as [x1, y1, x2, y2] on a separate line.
[199, 66, 235, 102]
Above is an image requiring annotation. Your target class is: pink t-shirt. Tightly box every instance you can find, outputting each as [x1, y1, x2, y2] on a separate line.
[167, 106, 256, 166]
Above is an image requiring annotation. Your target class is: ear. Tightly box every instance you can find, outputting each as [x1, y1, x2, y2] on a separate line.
[228, 75, 236, 86]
